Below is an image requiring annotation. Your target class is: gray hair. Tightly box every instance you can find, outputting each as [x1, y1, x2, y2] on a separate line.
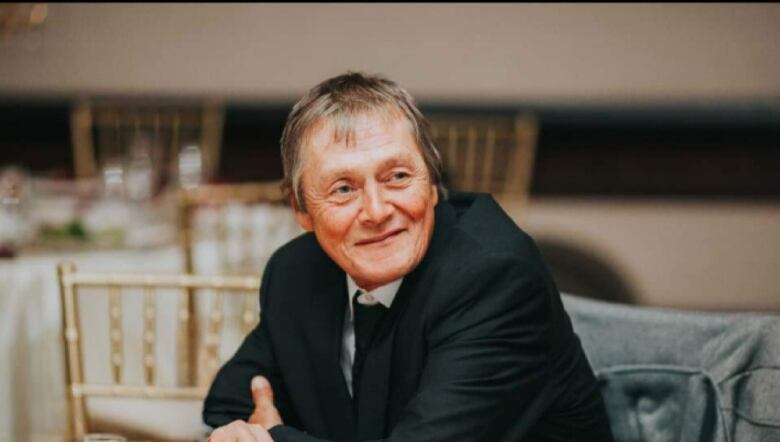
[280, 71, 445, 212]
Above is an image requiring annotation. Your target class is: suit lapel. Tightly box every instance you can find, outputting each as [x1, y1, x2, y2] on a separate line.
[354, 286, 404, 439]
[303, 257, 356, 441]
[355, 199, 458, 439]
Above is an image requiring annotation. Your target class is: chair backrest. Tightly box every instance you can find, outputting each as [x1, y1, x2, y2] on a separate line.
[562, 293, 780, 442]
[57, 262, 261, 440]
[70, 100, 224, 195]
[428, 113, 538, 208]
[176, 181, 294, 276]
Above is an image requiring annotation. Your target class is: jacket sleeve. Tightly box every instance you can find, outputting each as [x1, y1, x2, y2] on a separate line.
[265, 252, 557, 442]
[202, 256, 300, 429]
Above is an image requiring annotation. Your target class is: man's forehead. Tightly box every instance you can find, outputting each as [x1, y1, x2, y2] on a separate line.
[304, 109, 411, 151]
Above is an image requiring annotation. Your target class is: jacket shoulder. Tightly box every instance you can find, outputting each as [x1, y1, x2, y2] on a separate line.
[446, 193, 546, 271]
[268, 231, 322, 268]
[260, 232, 335, 304]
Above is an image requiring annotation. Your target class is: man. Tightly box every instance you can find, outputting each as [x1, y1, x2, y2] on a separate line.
[204, 72, 613, 441]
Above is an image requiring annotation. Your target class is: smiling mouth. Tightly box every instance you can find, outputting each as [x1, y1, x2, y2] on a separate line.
[356, 229, 405, 246]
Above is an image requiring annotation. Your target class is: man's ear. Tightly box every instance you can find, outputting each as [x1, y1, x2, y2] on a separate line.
[295, 210, 314, 232]
[291, 196, 314, 232]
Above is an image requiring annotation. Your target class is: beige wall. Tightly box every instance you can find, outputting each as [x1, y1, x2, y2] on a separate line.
[499, 196, 780, 312]
[1, 3, 780, 102]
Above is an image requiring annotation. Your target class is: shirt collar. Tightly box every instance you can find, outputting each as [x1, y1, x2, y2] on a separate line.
[346, 274, 403, 316]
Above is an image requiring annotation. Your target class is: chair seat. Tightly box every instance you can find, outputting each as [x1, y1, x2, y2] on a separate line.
[87, 397, 208, 441]
[562, 294, 780, 441]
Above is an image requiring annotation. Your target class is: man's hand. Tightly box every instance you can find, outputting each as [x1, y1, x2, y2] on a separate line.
[248, 376, 283, 430]
[207, 376, 283, 441]
[207, 420, 272, 442]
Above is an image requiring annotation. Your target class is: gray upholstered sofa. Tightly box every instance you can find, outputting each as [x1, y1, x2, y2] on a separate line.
[562, 294, 780, 442]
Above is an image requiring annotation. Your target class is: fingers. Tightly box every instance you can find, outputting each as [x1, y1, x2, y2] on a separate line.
[251, 375, 274, 407]
[208, 420, 272, 442]
[248, 376, 283, 429]
[247, 423, 274, 442]
[233, 422, 258, 442]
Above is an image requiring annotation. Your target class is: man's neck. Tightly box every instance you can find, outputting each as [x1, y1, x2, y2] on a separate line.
[346, 274, 403, 309]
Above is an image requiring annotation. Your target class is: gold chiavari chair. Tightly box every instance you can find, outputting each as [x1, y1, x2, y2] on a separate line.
[177, 181, 288, 276]
[429, 113, 539, 211]
[175, 181, 296, 387]
[57, 262, 261, 441]
[70, 100, 224, 189]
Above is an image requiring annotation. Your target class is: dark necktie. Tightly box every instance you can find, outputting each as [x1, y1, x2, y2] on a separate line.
[352, 290, 388, 400]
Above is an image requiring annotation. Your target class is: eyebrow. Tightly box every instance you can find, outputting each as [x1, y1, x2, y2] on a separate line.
[318, 153, 416, 186]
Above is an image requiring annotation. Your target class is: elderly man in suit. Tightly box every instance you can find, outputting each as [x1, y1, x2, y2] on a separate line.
[203, 72, 613, 442]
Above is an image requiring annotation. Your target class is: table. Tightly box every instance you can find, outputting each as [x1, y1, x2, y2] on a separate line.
[0, 245, 190, 441]
[0, 242, 269, 440]
[0, 200, 303, 441]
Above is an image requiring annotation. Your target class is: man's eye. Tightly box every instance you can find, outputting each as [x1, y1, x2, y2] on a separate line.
[391, 172, 410, 181]
[333, 185, 353, 195]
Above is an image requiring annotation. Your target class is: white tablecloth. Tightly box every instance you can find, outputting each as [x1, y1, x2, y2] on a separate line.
[0, 245, 189, 441]
[0, 202, 303, 441]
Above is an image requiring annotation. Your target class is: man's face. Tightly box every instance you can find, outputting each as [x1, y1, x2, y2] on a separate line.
[294, 112, 438, 291]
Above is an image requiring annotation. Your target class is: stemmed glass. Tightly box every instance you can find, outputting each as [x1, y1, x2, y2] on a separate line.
[0, 166, 32, 256]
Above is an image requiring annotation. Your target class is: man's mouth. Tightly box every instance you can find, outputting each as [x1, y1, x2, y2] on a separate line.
[355, 229, 405, 246]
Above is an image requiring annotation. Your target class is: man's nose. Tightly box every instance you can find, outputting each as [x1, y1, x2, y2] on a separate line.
[359, 183, 393, 225]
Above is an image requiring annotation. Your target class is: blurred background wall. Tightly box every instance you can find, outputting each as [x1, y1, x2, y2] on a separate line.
[1, 3, 779, 101]
[1, 3, 778, 311]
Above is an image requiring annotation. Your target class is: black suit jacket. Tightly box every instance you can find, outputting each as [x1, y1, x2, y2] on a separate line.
[203, 192, 613, 441]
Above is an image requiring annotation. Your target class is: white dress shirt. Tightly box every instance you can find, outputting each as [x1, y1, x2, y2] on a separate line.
[341, 274, 403, 397]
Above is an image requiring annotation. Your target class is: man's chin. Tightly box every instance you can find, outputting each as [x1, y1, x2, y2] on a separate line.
[351, 265, 408, 289]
